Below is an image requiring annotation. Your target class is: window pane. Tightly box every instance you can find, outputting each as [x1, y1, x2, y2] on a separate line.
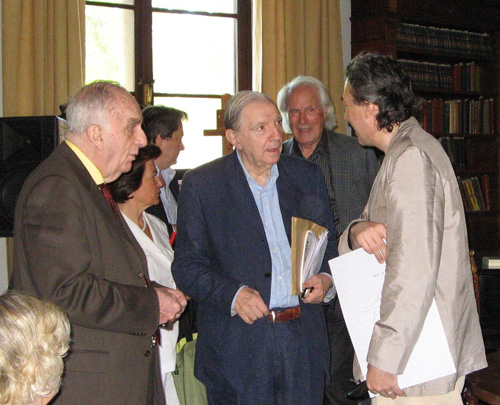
[85, 6, 135, 91]
[153, 13, 236, 95]
[152, 0, 236, 14]
[155, 97, 226, 169]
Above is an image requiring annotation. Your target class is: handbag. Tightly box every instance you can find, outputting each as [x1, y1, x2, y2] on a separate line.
[173, 300, 207, 405]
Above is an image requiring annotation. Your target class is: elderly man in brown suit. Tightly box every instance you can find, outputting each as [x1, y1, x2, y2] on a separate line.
[11, 81, 187, 404]
[339, 52, 486, 404]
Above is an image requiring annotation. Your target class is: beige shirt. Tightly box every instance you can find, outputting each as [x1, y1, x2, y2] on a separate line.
[339, 117, 487, 396]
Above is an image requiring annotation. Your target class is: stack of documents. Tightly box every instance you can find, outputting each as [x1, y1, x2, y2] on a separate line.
[291, 217, 328, 296]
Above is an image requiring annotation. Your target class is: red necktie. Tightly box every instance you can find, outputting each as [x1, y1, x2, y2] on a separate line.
[169, 231, 177, 246]
[100, 184, 121, 220]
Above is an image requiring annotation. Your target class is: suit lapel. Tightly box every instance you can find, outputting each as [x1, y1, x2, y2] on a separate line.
[276, 160, 296, 243]
[326, 131, 343, 194]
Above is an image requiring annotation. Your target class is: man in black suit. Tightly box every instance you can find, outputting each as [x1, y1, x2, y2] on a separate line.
[142, 105, 188, 241]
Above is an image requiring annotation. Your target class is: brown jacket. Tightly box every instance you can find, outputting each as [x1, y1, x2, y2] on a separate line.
[12, 142, 164, 404]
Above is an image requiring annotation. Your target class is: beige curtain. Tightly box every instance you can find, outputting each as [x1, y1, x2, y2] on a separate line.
[256, 0, 346, 134]
[2, 0, 85, 117]
[1, 0, 85, 278]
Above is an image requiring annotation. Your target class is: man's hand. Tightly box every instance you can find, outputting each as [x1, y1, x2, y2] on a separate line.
[235, 287, 269, 324]
[366, 364, 404, 399]
[350, 221, 387, 263]
[302, 273, 333, 304]
[155, 287, 187, 325]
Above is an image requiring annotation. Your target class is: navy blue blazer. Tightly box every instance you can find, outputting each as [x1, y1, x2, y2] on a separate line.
[172, 151, 338, 393]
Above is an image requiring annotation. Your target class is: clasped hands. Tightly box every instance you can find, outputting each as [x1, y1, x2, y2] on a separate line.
[155, 287, 187, 325]
[235, 273, 333, 325]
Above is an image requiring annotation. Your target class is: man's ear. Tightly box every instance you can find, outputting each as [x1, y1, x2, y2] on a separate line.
[87, 124, 104, 150]
[365, 102, 379, 119]
[226, 129, 240, 149]
[154, 134, 164, 146]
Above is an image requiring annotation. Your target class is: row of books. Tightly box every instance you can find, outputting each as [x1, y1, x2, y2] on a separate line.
[399, 59, 481, 92]
[421, 98, 494, 135]
[439, 137, 467, 170]
[397, 23, 493, 59]
[457, 175, 491, 212]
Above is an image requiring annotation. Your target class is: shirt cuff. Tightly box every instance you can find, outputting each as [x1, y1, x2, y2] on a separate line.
[230, 285, 247, 316]
[322, 273, 336, 303]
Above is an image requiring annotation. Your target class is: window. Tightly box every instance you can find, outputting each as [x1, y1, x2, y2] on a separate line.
[86, 0, 251, 168]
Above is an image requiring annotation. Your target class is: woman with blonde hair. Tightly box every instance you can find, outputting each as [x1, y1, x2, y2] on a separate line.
[0, 291, 70, 405]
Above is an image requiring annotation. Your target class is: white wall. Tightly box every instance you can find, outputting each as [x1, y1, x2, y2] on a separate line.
[0, 1, 8, 294]
[0, 1, 9, 294]
[340, 0, 351, 73]
[340, 0, 352, 136]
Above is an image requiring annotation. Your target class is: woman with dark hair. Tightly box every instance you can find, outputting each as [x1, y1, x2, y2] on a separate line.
[108, 144, 184, 405]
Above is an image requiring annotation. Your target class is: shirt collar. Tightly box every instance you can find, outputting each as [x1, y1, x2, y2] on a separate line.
[160, 167, 176, 185]
[65, 139, 104, 185]
[292, 128, 329, 159]
[236, 149, 279, 189]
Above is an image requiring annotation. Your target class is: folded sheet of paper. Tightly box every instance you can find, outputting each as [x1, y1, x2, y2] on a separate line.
[329, 248, 455, 395]
[291, 217, 328, 295]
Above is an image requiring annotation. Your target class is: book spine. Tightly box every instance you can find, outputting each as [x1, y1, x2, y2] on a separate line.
[480, 174, 491, 211]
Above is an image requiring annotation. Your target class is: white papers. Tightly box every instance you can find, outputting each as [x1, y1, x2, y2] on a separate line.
[301, 229, 329, 284]
[291, 217, 328, 295]
[329, 248, 455, 394]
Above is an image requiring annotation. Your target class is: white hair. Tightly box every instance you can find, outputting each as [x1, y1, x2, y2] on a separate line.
[0, 291, 70, 404]
[277, 75, 337, 133]
[65, 80, 130, 135]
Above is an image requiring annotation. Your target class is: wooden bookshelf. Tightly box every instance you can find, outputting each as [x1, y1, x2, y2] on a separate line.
[351, 0, 500, 350]
[351, 0, 500, 262]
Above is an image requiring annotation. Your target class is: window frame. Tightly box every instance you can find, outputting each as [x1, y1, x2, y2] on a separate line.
[85, 0, 252, 107]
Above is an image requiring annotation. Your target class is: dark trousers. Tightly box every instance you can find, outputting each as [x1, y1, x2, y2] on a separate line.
[206, 318, 325, 405]
[323, 298, 359, 405]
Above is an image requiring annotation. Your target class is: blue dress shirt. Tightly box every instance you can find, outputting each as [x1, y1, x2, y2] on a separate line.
[237, 151, 299, 309]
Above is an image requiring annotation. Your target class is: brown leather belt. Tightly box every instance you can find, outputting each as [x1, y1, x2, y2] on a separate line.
[268, 306, 301, 323]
